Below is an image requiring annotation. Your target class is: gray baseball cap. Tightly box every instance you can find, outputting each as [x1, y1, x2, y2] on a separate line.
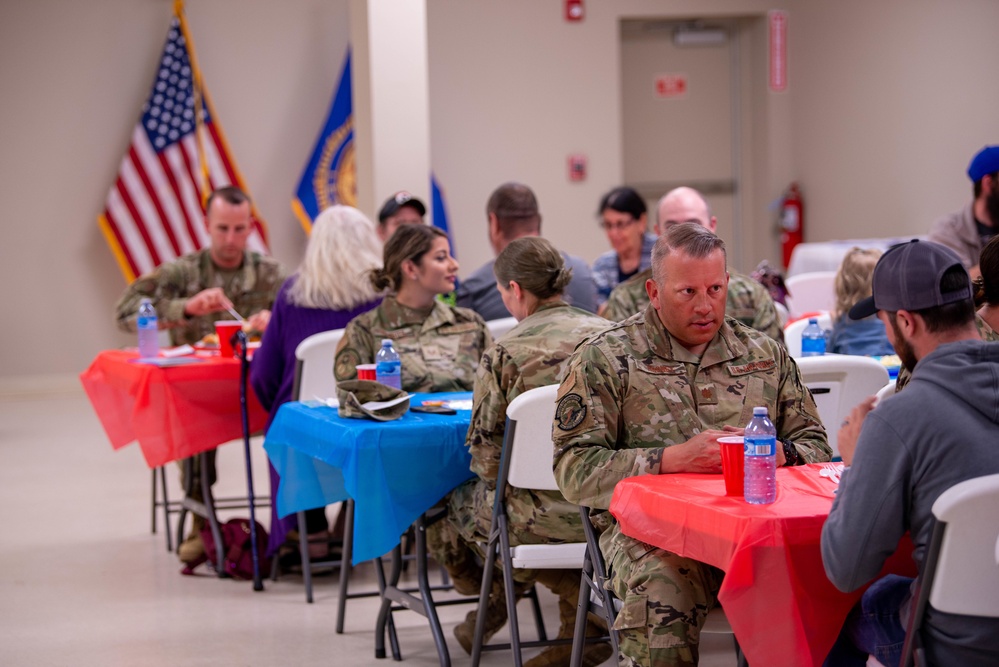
[849, 240, 971, 320]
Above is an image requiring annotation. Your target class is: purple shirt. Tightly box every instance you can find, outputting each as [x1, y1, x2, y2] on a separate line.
[250, 276, 379, 556]
[251, 277, 380, 431]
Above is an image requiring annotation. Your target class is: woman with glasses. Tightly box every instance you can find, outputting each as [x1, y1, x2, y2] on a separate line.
[590, 186, 654, 308]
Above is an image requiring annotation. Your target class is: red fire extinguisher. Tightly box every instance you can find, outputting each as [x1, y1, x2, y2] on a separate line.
[780, 183, 804, 269]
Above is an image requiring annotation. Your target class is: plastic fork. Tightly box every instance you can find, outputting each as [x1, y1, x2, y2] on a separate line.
[820, 463, 843, 484]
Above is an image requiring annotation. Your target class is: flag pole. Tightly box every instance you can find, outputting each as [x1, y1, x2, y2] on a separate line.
[174, 0, 211, 207]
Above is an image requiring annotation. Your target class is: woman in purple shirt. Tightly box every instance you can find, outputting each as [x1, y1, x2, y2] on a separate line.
[251, 205, 382, 559]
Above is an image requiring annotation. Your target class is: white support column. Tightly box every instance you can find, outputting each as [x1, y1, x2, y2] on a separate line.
[349, 0, 432, 225]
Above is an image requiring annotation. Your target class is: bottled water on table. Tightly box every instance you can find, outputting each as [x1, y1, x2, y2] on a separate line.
[744, 406, 777, 504]
[375, 338, 402, 389]
[801, 317, 826, 356]
[137, 298, 160, 359]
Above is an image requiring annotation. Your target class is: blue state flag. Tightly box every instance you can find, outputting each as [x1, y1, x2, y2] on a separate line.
[293, 49, 454, 249]
[292, 50, 355, 232]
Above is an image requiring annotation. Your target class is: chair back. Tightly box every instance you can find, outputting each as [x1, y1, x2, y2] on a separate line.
[785, 270, 837, 319]
[784, 312, 833, 358]
[774, 301, 790, 329]
[292, 328, 346, 401]
[486, 317, 519, 341]
[504, 385, 560, 491]
[795, 354, 888, 459]
[901, 473, 999, 666]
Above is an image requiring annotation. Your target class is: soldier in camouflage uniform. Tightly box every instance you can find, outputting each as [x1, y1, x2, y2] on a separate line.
[432, 237, 612, 665]
[113, 186, 285, 565]
[333, 224, 491, 392]
[602, 186, 784, 343]
[553, 223, 830, 667]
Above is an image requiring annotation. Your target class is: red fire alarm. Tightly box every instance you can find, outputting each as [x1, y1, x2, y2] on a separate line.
[565, 0, 584, 22]
[568, 154, 587, 181]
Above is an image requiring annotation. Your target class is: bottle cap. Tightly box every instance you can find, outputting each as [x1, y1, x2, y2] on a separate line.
[381, 338, 392, 346]
[753, 406, 768, 416]
[808, 318, 817, 324]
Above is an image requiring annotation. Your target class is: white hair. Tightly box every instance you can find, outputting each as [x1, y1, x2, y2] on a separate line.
[288, 205, 383, 310]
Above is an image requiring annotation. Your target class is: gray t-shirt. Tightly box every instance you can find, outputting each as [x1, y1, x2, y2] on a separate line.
[456, 251, 598, 321]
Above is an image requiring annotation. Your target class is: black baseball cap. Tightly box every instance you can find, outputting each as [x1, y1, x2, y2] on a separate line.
[849, 240, 972, 320]
[378, 191, 426, 223]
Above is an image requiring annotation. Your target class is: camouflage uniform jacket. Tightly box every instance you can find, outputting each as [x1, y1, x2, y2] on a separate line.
[334, 294, 492, 393]
[602, 267, 785, 342]
[448, 301, 610, 543]
[114, 249, 284, 346]
[552, 304, 829, 532]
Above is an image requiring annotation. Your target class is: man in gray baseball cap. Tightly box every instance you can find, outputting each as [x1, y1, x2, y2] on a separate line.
[822, 239, 999, 666]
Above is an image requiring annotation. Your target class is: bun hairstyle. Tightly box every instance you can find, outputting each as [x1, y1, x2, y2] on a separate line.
[370, 223, 447, 292]
[493, 236, 572, 300]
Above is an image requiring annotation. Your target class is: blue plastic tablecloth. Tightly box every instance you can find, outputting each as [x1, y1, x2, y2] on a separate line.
[263, 392, 475, 565]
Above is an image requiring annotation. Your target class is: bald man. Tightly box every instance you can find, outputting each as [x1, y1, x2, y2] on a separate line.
[602, 186, 783, 342]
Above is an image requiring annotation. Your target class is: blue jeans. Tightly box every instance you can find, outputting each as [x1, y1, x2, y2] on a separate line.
[824, 575, 914, 667]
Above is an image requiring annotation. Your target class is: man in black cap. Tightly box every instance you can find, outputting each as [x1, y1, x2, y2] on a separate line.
[929, 145, 999, 280]
[821, 240, 999, 667]
[377, 191, 426, 242]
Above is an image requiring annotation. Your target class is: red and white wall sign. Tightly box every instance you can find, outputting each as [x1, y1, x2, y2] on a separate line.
[769, 10, 788, 92]
[655, 73, 688, 99]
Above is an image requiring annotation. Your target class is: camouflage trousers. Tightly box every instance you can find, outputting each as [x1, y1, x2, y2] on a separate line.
[426, 477, 588, 591]
[603, 523, 724, 667]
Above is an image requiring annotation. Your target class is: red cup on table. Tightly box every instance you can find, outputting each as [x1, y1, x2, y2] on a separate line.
[718, 436, 745, 496]
[356, 364, 377, 381]
[214, 320, 242, 358]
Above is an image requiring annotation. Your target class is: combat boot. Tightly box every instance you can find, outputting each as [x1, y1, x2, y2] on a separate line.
[525, 569, 614, 667]
[454, 575, 513, 654]
[177, 515, 206, 564]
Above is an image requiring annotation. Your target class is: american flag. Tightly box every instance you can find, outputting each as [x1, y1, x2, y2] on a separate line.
[98, 7, 268, 282]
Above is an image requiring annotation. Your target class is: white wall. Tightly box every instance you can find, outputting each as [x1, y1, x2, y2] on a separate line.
[2, 0, 998, 386]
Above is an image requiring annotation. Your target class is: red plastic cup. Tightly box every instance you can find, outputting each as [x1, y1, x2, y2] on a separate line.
[718, 436, 745, 496]
[214, 320, 242, 358]
[356, 364, 377, 381]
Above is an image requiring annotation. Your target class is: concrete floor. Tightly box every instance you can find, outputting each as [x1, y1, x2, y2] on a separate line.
[0, 389, 740, 666]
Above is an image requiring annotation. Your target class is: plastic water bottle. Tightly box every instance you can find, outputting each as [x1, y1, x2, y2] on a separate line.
[801, 318, 826, 357]
[375, 339, 402, 389]
[137, 298, 160, 359]
[744, 406, 777, 504]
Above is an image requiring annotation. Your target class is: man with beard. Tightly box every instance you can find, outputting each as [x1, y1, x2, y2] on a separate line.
[822, 240, 999, 667]
[929, 145, 999, 281]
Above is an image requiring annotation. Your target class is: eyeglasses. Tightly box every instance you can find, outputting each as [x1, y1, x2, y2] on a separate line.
[600, 218, 639, 232]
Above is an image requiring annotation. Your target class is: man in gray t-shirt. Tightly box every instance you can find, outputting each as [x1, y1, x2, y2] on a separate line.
[456, 182, 597, 320]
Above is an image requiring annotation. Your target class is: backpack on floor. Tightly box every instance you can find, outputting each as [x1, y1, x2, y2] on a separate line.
[199, 518, 270, 580]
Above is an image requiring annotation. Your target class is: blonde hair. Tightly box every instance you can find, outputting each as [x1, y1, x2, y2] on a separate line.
[288, 205, 383, 310]
[833, 247, 882, 320]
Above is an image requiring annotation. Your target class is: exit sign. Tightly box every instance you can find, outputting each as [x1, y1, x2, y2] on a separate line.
[655, 73, 688, 99]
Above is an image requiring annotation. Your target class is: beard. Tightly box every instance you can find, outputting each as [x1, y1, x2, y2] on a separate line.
[889, 314, 918, 372]
[986, 186, 999, 227]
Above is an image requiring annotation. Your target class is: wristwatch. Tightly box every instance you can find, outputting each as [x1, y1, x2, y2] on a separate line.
[780, 438, 801, 466]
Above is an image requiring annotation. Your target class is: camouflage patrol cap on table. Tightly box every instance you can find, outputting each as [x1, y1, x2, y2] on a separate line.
[336, 379, 411, 422]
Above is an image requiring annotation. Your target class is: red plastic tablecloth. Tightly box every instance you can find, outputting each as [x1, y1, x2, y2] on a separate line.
[80, 349, 267, 468]
[609, 465, 915, 667]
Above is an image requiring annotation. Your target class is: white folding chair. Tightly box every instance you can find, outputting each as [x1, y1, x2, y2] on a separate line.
[873, 380, 896, 407]
[486, 316, 519, 341]
[900, 473, 999, 667]
[470, 384, 587, 666]
[784, 312, 832, 358]
[570, 505, 745, 666]
[774, 301, 790, 329]
[785, 270, 837, 320]
[795, 354, 888, 459]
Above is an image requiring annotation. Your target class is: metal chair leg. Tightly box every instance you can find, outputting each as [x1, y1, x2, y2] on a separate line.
[299, 510, 314, 603]
[336, 499, 355, 633]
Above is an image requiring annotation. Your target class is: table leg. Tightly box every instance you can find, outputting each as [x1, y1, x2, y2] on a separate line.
[178, 452, 225, 576]
[374, 513, 452, 667]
